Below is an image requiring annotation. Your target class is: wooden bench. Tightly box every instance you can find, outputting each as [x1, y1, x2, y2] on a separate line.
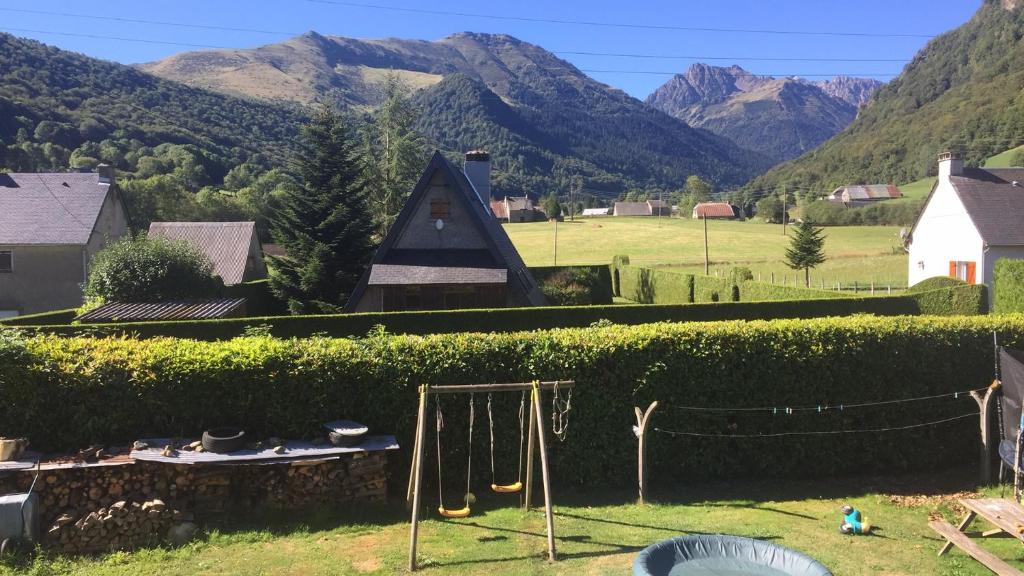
[931, 498, 1024, 576]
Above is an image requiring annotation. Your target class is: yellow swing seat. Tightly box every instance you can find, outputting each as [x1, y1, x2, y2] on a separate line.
[491, 482, 522, 494]
[438, 505, 471, 518]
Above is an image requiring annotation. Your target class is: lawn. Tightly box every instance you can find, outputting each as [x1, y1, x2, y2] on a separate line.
[504, 217, 909, 286]
[3, 469, 1017, 576]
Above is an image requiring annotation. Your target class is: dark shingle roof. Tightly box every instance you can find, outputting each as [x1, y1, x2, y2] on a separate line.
[0, 172, 111, 245]
[148, 222, 264, 285]
[76, 298, 246, 323]
[368, 265, 507, 285]
[950, 168, 1024, 246]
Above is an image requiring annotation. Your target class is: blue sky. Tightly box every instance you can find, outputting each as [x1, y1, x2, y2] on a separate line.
[0, 0, 981, 98]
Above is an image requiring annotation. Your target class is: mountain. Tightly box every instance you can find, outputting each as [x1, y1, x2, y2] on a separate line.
[140, 32, 770, 197]
[747, 0, 1024, 193]
[0, 33, 304, 174]
[645, 64, 882, 163]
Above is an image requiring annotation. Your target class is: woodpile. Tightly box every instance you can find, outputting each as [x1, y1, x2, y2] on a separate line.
[45, 499, 186, 553]
[2, 451, 389, 553]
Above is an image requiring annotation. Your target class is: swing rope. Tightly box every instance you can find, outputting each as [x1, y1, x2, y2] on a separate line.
[435, 395, 475, 518]
[487, 392, 526, 493]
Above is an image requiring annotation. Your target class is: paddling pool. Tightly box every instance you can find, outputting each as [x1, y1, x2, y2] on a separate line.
[633, 535, 833, 576]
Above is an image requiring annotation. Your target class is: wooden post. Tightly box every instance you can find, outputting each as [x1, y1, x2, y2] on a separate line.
[635, 401, 658, 505]
[703, 215, 709, 276]
[532, 384, 557, 562]
[972, 381, 1000, 485]
[408, 385, 430, 571]
[524, 390, 537, 510]
[406, 389, 426, 506]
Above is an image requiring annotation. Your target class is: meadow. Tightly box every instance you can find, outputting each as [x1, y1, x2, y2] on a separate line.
[1, 469, 1010, 576]
[504, 217, 910, 287]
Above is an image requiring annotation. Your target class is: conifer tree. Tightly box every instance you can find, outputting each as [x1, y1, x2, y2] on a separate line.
[785, 219, 827, 287]
[359, 74, 427, 237]
[268, 104, 375, 314]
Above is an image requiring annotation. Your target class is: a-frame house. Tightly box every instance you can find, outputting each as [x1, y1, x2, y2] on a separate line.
[345, 151, 545, 312]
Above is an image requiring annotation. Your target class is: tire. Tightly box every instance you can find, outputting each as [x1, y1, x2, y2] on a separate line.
[201, 427, 246, 453]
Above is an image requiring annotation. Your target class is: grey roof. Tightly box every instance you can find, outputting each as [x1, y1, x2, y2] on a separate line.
[0, 172, 112, 245]
[368, 265, 507, 285]
[614, 202, 652, 216]
[950, 168, 1024, 245]
[76, 298, 246, 323]
[148, 222, 264, 285]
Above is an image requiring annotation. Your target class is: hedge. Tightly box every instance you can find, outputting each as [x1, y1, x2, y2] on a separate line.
[2, 314, 1020, 490]
[529, 265, 614, 305]
[908, 276, 968, 294]
[0, 308, 78, 326]
[222, 279, 288, 317]
[994, 259, 1024, 314]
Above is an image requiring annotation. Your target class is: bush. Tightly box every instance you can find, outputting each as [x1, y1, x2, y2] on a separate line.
[994, 259, 1024, 314]
[84, 235, 223, 303]
[801, 199, 924, 227]
[908, 276, 968, 294]
[2, 314, 1019, 488]
[730, 267, 754, 283]
[531, 266, 613, 305]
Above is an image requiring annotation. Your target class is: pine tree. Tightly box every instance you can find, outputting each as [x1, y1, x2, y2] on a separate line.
[268, 104, 375, 314]
[359, 74, 428, 238]
[785, 219, 827, 287]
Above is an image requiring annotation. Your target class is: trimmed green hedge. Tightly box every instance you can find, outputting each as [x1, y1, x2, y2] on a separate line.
[9, 284, 987, 341]
[994, 259, 1024, 314]
[739, 280, 846, 301]
[0, 308, 78, 326]
[1, 314, 1020, 488]
[908, 276, 968, 294]
[222, 279, 288, 317]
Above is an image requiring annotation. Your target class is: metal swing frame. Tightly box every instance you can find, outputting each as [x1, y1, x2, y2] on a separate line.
[406, 380, 574, 571]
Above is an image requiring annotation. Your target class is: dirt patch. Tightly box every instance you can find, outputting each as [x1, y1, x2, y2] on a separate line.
[887, 491, 981, 512]
[330, 532, 387, 573]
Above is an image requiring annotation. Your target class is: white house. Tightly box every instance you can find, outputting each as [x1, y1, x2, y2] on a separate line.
[907, 152, 1024, 292]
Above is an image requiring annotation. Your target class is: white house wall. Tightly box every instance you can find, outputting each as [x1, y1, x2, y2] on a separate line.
[908, 179, 984, 287]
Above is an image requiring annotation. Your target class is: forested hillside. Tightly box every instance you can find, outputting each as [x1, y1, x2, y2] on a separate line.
[0, 33, 307, 228]
[748, 0, 1024, 192]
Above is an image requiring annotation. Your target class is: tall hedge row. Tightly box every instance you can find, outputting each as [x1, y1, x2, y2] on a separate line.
[994, 259, 1024, 314]
[529, 265, 614, 305]
[1, 314, 1020, 490]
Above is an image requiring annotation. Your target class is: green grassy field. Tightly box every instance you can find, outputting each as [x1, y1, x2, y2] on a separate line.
[892, 177, 935, 204]
[985, 145, 1024, 168]
[505, 217, 909, 286]
[2, 469, 1013, 576]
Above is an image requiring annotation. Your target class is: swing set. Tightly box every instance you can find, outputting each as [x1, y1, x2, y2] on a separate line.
[406, 380, 574, 571]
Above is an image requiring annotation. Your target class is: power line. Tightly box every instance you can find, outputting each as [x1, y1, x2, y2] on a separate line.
[301, 0, 936, 38]
[654, 412, 977, 438]
[580, 69, 899, 78]
[556, 51, 911, 63]
[0, 8, 298, 36]
[0, 27, 229, 49]
[662, 387, 983, 414]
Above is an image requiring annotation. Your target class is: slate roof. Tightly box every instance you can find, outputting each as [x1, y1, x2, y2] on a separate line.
[76, 298, 246, 323]
[0, 172, 112, 245]
[148, 222, 264, 285]
[949, 168, 1024, 246]
[831, 184, 902, 201]
[344, 152, 545, 310]
[693, 202, 738, 218]
[368, 265, 507, 285]
[581, 208, 610, 216]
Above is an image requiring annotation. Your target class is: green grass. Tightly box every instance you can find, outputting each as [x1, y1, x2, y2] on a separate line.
[892, 176, 935, 204]
[2, 469, 1016, 576]
[665, 254, 909, 289]
[985, 145, 1024, 168]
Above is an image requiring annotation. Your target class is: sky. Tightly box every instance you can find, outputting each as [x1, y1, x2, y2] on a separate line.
[0, 0, 982, 98]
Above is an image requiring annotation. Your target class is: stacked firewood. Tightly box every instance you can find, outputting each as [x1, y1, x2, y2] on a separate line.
[237, 452, 388, 508]
[45, 499, 186, 553]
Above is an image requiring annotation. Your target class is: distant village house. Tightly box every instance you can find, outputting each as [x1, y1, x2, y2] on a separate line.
[907, 152, 1024, 291]
[489, 196, 545, 223]
[0, 165, 129, 316]
[828, 184, 902, 206]
[344, 151, 545, 312]
[613, 199, 670, 217]
[692, 202, 740, 219]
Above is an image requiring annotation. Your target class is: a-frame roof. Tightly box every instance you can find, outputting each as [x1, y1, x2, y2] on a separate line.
[345, 151, 544, 310]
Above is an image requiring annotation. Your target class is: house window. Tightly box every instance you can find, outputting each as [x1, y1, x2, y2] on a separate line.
[949, 260, 976, 284]
[430, 197, 451, 220]
[0, 250, 11, 273]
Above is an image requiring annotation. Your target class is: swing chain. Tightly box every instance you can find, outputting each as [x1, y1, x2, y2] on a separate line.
[466, 394, 475, 504]
[551, 381, 573, 442]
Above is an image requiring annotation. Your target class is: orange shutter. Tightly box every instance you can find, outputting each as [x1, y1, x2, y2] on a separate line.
[967, 262, 977, 284]
[949, 261, 957, 278]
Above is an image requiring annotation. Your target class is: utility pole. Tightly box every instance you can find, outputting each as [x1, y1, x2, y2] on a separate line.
[553, 217, 558, 266]
[658, 189, 663, 228]
[781, 186, 787, 236]
[703, 213, 709, 275]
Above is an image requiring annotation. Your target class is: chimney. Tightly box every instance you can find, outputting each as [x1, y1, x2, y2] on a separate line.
[463, 150, 491, 214]
[937, 151, 963, 179]
[97, 163, 114, 186]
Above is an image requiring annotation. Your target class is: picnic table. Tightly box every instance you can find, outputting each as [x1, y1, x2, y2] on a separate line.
[930, 498, 1024, 576]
